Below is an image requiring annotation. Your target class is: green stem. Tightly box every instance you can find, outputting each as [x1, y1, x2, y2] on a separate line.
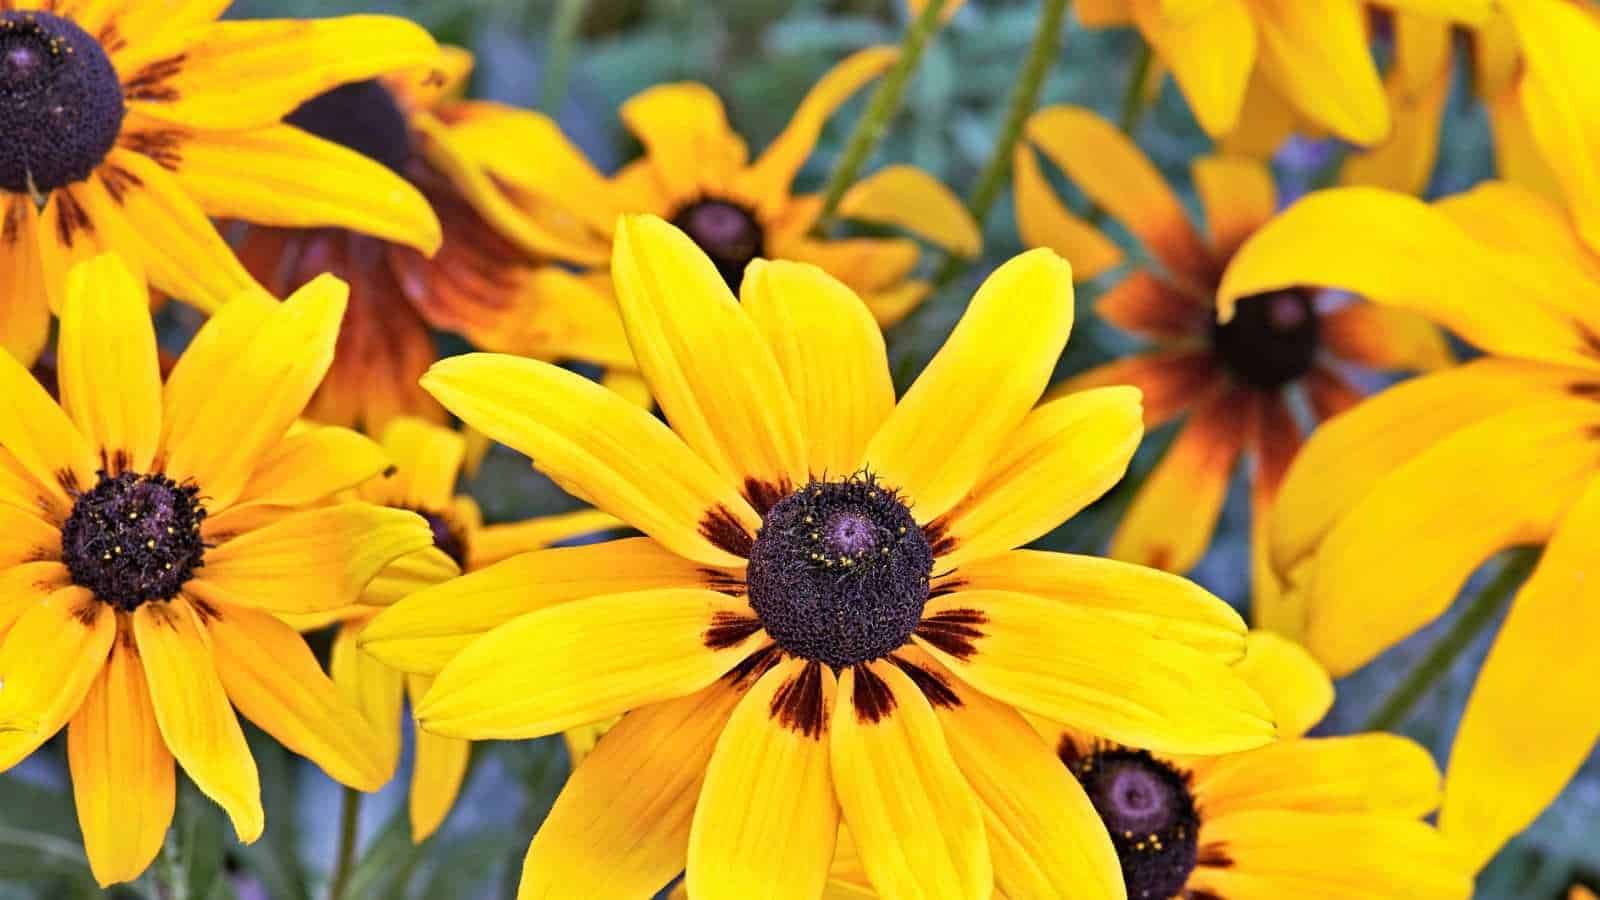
[814, 0, 949, 224]
[1118, 43, 1155, 136]
[1363, 547, 1540, 733]
[539, 0, 587, 113]
[157, 832, 189, 900]
[326, 787, 363, 900]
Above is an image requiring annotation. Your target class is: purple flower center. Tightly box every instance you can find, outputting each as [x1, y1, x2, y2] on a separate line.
[0, 11, 124, 194]
[671, 199, 765, 291]
[61, 471, 208, 611]
[1071, 749, 1200, 900]
[1210, 288, 1320, 390]
[286, 79, 413, 174]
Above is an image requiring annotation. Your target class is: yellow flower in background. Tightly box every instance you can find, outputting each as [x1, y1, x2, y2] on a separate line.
[1074, 0, 1490, 146]
[0, 2, 444, 365]
[1573, 886, 1599, 900]
[1218, 181, 1600, 871]
[428, 47, 981, 329]
[288, 416, 620, 842]
[361, 216, 1275, 899]
[1013, 104, 1450, 629]
[0, 255, 432, 885]
[233, 48, 633, 432]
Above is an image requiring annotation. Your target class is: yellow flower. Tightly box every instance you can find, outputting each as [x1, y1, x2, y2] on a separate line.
[428, 48, 980, 329]
[1573, 887, 1599, 900]
[1013, 104, 1451, 630]
[764, 633, 1470, 900]
[361, 215, 1275, 899]
[287, 416, 621, 842]
[1076, 0, 1490, 145]
[233, 48, 633, 432]
[1218, 179, 1600, 871]
[0, 254, 434, 885]
[0, 2, 444, 366]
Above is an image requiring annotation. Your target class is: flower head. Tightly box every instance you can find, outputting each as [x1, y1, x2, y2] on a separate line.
[361, 215, 1275, 898]
[0, 253, 433, 885]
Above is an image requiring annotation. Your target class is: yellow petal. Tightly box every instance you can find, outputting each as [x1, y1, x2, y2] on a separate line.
[0, 504, 64, 568]
[1434, 180, 1600, 292]
[134, 598, 262, 843]
[1303, 399, 1600, 676]
[838, 165, 982, 257]
[743, 47, 899, 213]
[37, 185, 119, 317]
[0, 199, 51, 365]
[417, 589, 762, 739]
[233, 425, 391, 511]
[1320, 303, 1455, 372]
[0, 337, 97, 509]
[619, 83, 748, 205]
[125, 15, 438, 130]
[361, 538, 724, 674]
[361, 546, 460, 608]
[1131, 0, 1256, 137]
[1193, 154, 1276, 260]
[741, 260, 894, 479]
[191, 504, 432, 615]
[831, 661, 991, 900]
[1486, 80, 1562, 200]
[1442, 475, 1600, 870]
[1027, 104, 1215, 284]
[1195, 733, 1441, 821]
[1249, 0, 1389, 144]
[945, 549, 1247, 662]
[0, 562, 72, 640]
[1270, 358, 1582, 574]
[366, 417, 466, 513]
[925, 651, 1125, 900]
[1232, 631, 1332, 739]
[422, 353, 759, 567]
[686, 657, 839, 900]
[173, 125, 441, 255]
[468, 509, 626, 570]
[917, 591, 1274, 754]
[101, 0, 231, 45]
[211, 606, 392, 791]
[68, 628, 176, 887]
[0, 588, 114, 771]
[865, 248, 1074, 522]
[161, 277, 346, 510]
[518, 677, 747, 899]
[406, 674, 469, 842]
[1217, 187, 1593, 366]
[57, 255, 160, 473]
[1339, 14, 1452, 194]
[611, 215, 807, 501]
[1011, 144, 1124, 280]
[929, 386, 1143, 569]
[1078, 0, 1134, 26]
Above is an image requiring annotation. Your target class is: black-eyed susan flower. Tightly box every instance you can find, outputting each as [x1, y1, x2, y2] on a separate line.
[1013, 105, 1451, 631]
[360, 214, 1275, 899]
[286, 416, 620, 842]
[1073, 0, 1490, 146]
[1217, 180, 1600, 873]
[233, 49, 633, 432]
[0, 3, 444, 366]
[428, 48, 980, 328]
[0, 254, 434, 885]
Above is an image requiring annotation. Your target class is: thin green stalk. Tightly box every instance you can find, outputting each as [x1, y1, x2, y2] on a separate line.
[327, 787, 363, 900]
[157, 832, 190, 900]
[1118, 43, 1154, 136]
[1363, 547, 1540, 733]
[814, 0, 949, 224]
[539, 0, 587, 113]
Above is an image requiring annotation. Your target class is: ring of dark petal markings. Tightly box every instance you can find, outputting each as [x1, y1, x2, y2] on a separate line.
[1073, 749, 1200, 900]
[0, 11, 125, 194]
[1209, 289, 1320, 390]
[417, 508, 468, 569]
[746, 475, 933, 668]
[61, 472, 207, 611]
[285, 79, 413, 174]
[671, 199, 765, 291]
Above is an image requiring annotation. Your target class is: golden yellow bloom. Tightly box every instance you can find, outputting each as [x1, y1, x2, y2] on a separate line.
[289, 416, 620, 842]
[1075, 0, 1490, 145]
[0, 1, 444, 365]
[1218, 180, 1600, 871]
[1572, 886, 1599, 900]
[361, 215, 1274, 899]
[233, 49, 633, 431]
[1014, 104, 1450, 628]
[428, 48, 980, 329]
[0, 254, 433, 885]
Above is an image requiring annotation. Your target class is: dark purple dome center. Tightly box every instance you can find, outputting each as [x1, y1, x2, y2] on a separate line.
[286, 79, 413, 173]
[0, 11, 125, 194]
[1210, 289, 1320, 390]
[61, 471, 207, 611]
[1072, 749, 1200, 900]
[671, 199, 765, 291]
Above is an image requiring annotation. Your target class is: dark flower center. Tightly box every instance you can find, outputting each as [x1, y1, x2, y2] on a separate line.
[1209, 289, 1320, 390]
[1071, 749, 1200, 900]
[0, 11, 125, 195]
[61, 471, 207, 611]
[286, 79, 412, 173]
[671, 199, 765, 291]
[419, 509, 467, 569]
[745, 475, 932, 668]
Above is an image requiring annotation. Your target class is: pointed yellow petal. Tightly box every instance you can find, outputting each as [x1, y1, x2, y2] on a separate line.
[687, 657, 839, 900]
[917, 591, 1274, 754]
[831, 661, 991, 900]
[361, 547, 459, 608]
[363, 417, 466, 513]
[1193, 155, 1276, 260]
[619, 84, 748, 204]
[1232, 631, 1332, 740]
[134, 598, 262, 843]
[837, 165, 981, 257]
[0, 588, 114, 771]
[57, 255, 163, 474]
[0, 339, 97, 509]
[1012, 143, 1124, 280]
[1340, 14, 1452, 194]
[406, 674, 469, 842]
[468, 509, 626, 570]
[1250, 0, 1389, 144]
[37, 184, 119, 317]
[741, 260, 894, 479]
[866, 248, 1074, 522]
[421, 353, 759, 567]
[0, 504, 63, 568]
[1131, 0, 1256, 137]
[0, 562, 72, 641]
[233, 425, 392, 511]
[417, 589, 762, 740]
[1196, 732, 1441, 821]
[0, 191, 51, 365]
